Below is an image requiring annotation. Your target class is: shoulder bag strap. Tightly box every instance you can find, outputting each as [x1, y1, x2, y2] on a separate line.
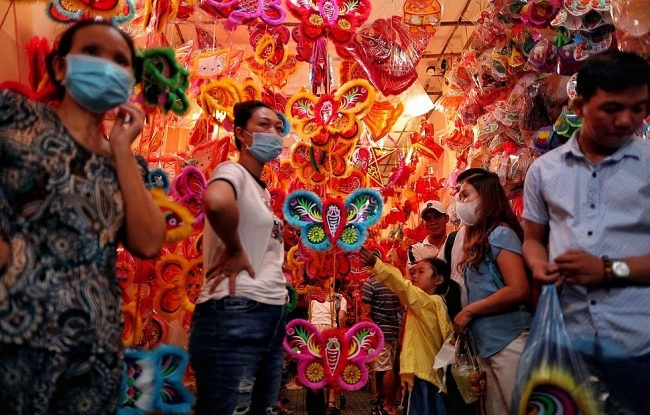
[408, 244, 416, 264]
[486, 247, 505, 290]
[444, 230, 458, 264]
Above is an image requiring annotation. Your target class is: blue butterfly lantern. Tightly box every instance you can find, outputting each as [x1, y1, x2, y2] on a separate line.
[283, 188, 383, 252]
[119, 345, 194, 415]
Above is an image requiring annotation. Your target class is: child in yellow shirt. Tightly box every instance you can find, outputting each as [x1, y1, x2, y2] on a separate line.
[359, 247, 452, 415]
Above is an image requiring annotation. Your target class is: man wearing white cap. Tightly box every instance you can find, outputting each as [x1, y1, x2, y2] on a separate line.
[407, 200, 449, 268]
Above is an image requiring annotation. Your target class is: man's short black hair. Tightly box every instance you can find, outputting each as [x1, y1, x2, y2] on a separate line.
[576, 50, 650, 102]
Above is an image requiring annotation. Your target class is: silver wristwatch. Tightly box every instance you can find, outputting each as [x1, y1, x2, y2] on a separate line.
[611, 260, 631, 279]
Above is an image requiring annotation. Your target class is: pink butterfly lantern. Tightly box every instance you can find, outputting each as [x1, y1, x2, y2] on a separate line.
[284, 320, 384, 391]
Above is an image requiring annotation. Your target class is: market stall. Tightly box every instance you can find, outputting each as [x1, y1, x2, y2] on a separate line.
[0, 0, 648, 412]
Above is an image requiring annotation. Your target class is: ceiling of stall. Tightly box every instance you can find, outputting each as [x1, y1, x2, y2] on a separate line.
[0, 0, 488, 180]
[164, 0, 485, 93]
[162, 0, 488, 178]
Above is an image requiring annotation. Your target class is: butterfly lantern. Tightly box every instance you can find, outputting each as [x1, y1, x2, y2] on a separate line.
[284, 320, 384, 391]
[199, 78, 246, 126]
[283, 189, 383, 252]
[154, 253, 204, 320]
[285, 79, 376, 149]
[289, 140, 357, 186]
[48, 0, 136, 24]
[202, 0, 286, 31]
[288, 0, 372, 42]
[248, 24, 291, 69]
[119, 345, 194, 415]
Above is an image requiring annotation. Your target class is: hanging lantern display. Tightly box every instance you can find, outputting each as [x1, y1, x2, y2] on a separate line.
[9, 0, 626, 403]
[284, 320, 384, 392]
[344, 16, 431, 96]
[284, 189, 383, 252]
[285, 79, 376, 149]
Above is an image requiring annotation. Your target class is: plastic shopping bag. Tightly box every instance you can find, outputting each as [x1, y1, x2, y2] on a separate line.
[451, 334, 485, 405]
[510, 285, 604, 415]
[433, 335, 456, 389]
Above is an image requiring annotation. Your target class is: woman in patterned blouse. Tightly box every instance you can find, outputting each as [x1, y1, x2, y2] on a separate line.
[0, 19, 165, 413]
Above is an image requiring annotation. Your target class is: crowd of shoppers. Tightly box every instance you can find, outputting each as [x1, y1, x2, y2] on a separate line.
[2, 18, 647, 415]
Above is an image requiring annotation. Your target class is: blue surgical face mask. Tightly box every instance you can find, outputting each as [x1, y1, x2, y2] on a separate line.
[62, 54, 134, 113]
[243, 130, 283, 163]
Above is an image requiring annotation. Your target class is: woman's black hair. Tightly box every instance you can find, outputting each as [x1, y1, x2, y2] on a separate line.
[421, 257, 451, 292]
[232, 100, 273, 151]
[445, 281, 462, 321]
[45, 19, 136, 101]
[420, 257, 462, 320]
[455, 167, 491, 190]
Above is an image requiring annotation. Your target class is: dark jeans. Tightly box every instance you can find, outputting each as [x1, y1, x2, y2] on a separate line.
[406, 377, 448, 415]
[305, 388, 326, 415]
[582, 352, 650, 414]
[189, 297, 286, 415]
[445, 366, 476, 415]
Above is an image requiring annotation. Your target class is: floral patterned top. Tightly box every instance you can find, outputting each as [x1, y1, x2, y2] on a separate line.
[0, 90, 148, 354]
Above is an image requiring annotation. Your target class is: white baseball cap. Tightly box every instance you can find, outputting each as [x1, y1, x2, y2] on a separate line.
[420, 200, 447, 218]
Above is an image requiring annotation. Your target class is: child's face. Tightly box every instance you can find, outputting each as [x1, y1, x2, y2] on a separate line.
[411, 261, 442, 295]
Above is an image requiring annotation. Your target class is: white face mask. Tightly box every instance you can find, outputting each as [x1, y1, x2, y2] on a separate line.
[456, 197, 481, 226]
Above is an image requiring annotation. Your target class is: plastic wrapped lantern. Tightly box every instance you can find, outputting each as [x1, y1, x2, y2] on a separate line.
[344, 16, 431, 96]
[611, 0, 650, 55]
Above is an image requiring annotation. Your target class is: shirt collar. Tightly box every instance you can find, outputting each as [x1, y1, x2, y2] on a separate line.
[420, 237, 445, 250]
[561, 128, 641, 163]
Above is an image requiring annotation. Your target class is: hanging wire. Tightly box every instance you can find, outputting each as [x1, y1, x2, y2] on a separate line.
[0, 1, 12, 32]
[12, 3, 22, 83]
[327, 135, 336, 328]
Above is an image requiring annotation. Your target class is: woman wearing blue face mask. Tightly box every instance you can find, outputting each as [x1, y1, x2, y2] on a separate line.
[0, 19, 166, 413]
[452, 169, 531, 415]
[188, 100, 288, 415]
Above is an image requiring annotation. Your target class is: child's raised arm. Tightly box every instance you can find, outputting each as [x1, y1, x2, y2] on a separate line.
[359, 246, 378, 267]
